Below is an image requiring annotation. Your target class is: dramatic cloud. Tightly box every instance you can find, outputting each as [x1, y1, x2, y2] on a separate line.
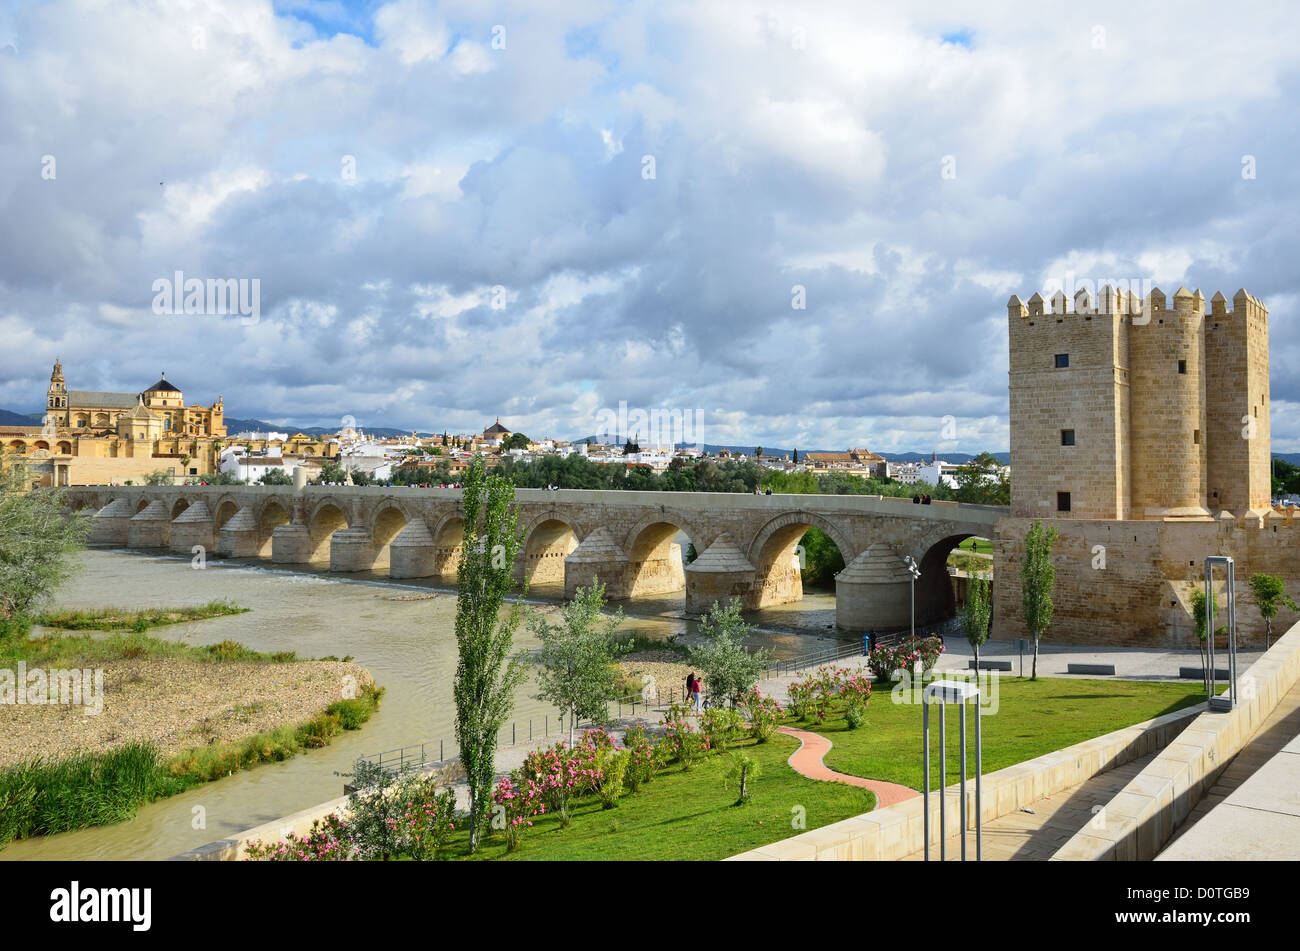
[2, 0, 1298, 451]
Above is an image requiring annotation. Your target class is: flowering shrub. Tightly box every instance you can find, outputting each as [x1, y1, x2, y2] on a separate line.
[739, 688, 783, 742]
[867, 644, 903, 682]
[402, 785, 457, 860]
[662, 702, 710, 769]
[594, 747, 628, 809]
[701, 706, 744, 753]
[244, 813, 359, 861]
[491, 772, 545, 852]
[788, 665, 872, 727]
[622, 725, 657, 792]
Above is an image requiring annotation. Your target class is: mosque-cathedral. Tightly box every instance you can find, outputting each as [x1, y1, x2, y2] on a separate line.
[1, 362, 228, 486]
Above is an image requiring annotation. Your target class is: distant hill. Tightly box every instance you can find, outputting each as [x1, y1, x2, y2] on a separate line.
[222, 417, 434, 439]
[572, 437, 1010, 464]
[0, 409, 42, 426]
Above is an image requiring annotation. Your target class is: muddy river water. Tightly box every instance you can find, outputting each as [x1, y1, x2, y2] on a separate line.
[2, 547, 847, 860]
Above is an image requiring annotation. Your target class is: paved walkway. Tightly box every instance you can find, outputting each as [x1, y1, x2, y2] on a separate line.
[899, 751, 1159, 861]
[1157, 677, 1300, 860]
[777, 725, 919, 808]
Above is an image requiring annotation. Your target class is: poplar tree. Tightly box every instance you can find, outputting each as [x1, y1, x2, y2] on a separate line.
[959, 570, 992, 670]
[1020, 519, 1058, 680]
[453, 455, 527, 853]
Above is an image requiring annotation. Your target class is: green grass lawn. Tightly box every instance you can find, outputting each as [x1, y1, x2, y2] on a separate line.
[447, 733, 874, 861]
[816, 677, 1207, 790]
[30, 600, 247, 633]
[954, 537, 993, 555]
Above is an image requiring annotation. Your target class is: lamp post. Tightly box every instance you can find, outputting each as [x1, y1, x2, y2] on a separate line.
[904, 555, 921, 640]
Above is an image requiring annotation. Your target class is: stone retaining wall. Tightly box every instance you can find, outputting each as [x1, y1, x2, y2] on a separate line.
[1051, 619, 1300, 861]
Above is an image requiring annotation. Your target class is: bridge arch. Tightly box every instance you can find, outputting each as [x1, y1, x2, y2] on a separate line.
[912, 531, 990, 628]
[370, 502, 410, 570]
[745, 510, 855, 611]
[621, 515, 701, 601]
[169, 498, 190, 519]
[308, 501, 349, 562]
[519, 514, 580, 589]
[429, 513, 464, 578]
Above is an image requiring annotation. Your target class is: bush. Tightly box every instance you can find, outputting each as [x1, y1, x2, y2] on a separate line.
[595, 747, 628, 809]
[661, 703, 709, 769]
[491, 771, 544, 852]
[739, 688, 783, 742]
[244, 813, 358, 861]
[701, 706, 744, 753]
[622, 725, 657, 792]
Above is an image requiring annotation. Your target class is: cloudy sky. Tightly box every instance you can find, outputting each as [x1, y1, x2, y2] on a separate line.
[1, 0, 1297, 452]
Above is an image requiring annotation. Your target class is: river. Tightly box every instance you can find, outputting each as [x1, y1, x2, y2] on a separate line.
[1, 546, 845, 861]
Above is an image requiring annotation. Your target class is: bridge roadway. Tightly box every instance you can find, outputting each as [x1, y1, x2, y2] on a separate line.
[66, 485, 1006, 633]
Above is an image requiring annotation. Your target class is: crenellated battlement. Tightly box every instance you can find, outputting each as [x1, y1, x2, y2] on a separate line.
[1008, 285, 1268, 323]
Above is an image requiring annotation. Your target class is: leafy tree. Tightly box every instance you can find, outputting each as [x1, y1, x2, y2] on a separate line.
[0, 449, 91, 631]
[792, 448, 798, 464]
[688, 598, 769, 706]
[179, 453, 191, 469]
[959, 571, 993, 669]
[724, 751, 760, 805]
[317, 460, 346, 484]
[143, 469, 174, 485]
[453, 455, 528, 853]
[1190, 588, 1226, 695]
[195, 470, 245, 485]
[530, 581, 627, 745]
[953, 452, 1010, 505]
[754, 447, 763, 460]
[1020, 519, 1058, 680]
[1248, 573, 1297, 648]
[798, 527, 843, 587]
[622, 436, 641, 455]
[503, 432, 530, 451]
[258, 468, 293, 485]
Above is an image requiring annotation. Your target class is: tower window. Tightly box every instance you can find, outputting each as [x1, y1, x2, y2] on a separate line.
[1061, 429, 1075, 446]
[1178, 360, 1186, 374]
[1193, 429, 1200, 444]
[1054, 353, 1070, 368]
[1057, 492, 1072, 512]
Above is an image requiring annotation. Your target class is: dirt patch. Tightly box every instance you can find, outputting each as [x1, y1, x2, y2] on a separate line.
[0, 659, 374, 767]
[617, 650, 696, 704]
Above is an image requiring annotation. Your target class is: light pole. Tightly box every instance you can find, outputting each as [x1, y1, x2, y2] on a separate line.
[904, 555, 921, 640]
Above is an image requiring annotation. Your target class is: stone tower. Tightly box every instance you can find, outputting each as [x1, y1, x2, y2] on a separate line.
[1007, 285, 1270, 521]
[46, 359, 67, 425]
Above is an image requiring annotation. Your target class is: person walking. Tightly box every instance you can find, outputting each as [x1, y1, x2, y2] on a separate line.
[690, 672, 702, 713]
[685, 672, 695, 707]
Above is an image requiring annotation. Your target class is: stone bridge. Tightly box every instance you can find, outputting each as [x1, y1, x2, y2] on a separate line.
[65, 486, 1006, 633]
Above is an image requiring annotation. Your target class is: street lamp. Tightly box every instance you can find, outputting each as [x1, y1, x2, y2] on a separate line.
[903, 555, 921, 640]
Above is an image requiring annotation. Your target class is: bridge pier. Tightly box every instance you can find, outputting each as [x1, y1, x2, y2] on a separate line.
[684, 533, 756, 613]
[564, 527, 631, 598]
[834, 543, 914, 633]
[128, 500, 172, 548]
[271, 523, 312, 563]
[751, 556, 804, 608]
[330, 528, 377, 572]
[389, 520, 438, 578]
[218, 507, 261, 557]
[628, 545, 686, 599]
[170, 500, 214, 554]
[89, 498, 133, 545]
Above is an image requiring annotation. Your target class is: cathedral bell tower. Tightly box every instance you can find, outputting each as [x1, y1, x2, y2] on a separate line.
[46, 359, 68, 427]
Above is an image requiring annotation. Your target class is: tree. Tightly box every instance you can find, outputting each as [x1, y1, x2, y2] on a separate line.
[689, 599, 769, 706]
[959, 570, 992, 669]
[530, 581, 627, 745]
[258, 468, 293, 485]
[1020, 519, 1058, 680]
[143, 469, 174, 485]
[503, 432, 530, 451]
[317, 460, 346, 484]
[724, 751, 760, 805]
[453, 454, 528, 853]
[754, 447, 763, 460]
[1248, 573, 1296, 649]
[953, 452, 1010, 505]
[0, 449, 91, 633]
[179, 453, 191, 470]
[1190, 588, 1226, 695]
[792, 448, 799, 464]
[622, 435, 641, 455]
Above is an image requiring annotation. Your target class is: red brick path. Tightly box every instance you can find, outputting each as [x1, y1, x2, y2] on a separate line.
[778, 725, 920, 809]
